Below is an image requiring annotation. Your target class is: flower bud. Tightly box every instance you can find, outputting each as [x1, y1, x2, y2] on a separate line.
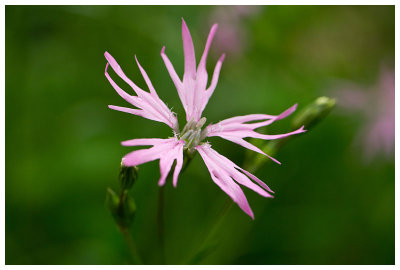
[119, 163, 139, 191]
[292, 96, 336, 130]
[105, 187, 120, 213]
[105, 188, 137, 227]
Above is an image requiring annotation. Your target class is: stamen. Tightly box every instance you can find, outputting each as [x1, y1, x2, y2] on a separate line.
[180, 117, 208, 149]
[181, 119, 196, 135]
[199, 128, 208, 142]
[180, 130, 193, 140]
[185, 130, 198, 148]
[196, 117, 207, 129]
[191, 129, 202, 147]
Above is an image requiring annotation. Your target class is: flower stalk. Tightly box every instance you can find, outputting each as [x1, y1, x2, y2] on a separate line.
[157, 150, 196, 264]
[106, 164, 143, 264]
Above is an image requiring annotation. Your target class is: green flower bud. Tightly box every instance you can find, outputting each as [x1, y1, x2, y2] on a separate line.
[105, 187, 120, 214]
[119, 163, 139, 191]
[105, 188, 137, 228]
[118, 190, 137, 227]
[292, 96, 336, 130]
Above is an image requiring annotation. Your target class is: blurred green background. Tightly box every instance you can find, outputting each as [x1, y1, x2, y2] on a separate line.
[6, 5, 394, 265]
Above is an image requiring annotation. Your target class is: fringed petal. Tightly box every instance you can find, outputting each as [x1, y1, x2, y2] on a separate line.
[122, 138, 185, 186]
[162, 19, 224, 122]
[105, 52, 178, 129]
[197, 144, 275, 219]
[205, 104, 306, 163]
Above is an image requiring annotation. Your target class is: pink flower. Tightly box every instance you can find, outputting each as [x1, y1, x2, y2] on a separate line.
[207, 6, 261, 56]
[333, 66, 394, 161]
[105, 19, 305, 218]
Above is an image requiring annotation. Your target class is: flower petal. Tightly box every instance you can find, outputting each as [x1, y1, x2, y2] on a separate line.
[213, 104, 298, 128]
[217, 134, 281, 165]
[121, 138, 174, 147]
[161, 46, 182, 91]
[158, 150, 176, 186]
[196, 24, 218, 90]
[104, 63, 135, 105]
[134, 56, 178, 127]
[162, 20, 224, 122]
[197, 145, 254, 219]
[134, 55, 157, 96]
[205, 53, 225, 95]
[198, 24, 218, 70]
[204, 146, 274, 197]
[122, 138, 185, 186]
[105, 52, 145, 96]
[199, 53, 226, 116]
[105, 51, 178, 129]
[182, 18, 196, 79]
[122, 140, 175, 166]
[205, 104, 305, 163]
[197, 144, 275, 219]
[173, 146, 184, 187]
[251, 126, 306, 140]
[108, 105, 164, 124]
[158, 142, 184, 186]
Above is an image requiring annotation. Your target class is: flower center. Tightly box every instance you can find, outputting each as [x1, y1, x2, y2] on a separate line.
[179, 117, 207, 151]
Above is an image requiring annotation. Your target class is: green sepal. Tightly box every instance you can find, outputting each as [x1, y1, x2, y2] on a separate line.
[105, 187, 120, 214]
[105, 188, 137, 228]
[119, 164, 139, 191]
[292, 96, 336, 130]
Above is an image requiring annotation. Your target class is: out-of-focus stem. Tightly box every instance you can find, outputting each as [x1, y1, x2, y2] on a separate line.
[157, 151, 195, 264]
[186, 197, 233, 264]
[157, 185, 166, 264]
[118, 224, 143, 264]
[116, 187, 143, 264]
[107, 164, 142, 264]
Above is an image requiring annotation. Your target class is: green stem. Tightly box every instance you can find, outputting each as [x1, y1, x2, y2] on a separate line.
[118, 224, 143, 264]
[117, 187, 143, 264]
[157, 152, 195, 264]
[185, 198, 233, 264]
[157, 185, 166, 264]
[118, 189, 127, 214]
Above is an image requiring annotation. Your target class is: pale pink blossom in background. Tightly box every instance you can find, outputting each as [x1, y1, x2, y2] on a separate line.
[105, 19, 305, 218]
[334, 66, 394, 161]
[208, 6, 261, 56]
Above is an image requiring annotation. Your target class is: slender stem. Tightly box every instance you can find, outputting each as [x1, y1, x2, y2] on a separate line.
[118, 189, 127, 214]
[118, 225, 143, 264]
[117, 187, 143, 264]
[157, 152, 195, 264]
[202, 198, 234, 246]
[157, 185, 166, 264]
[185, 198, 233, 264]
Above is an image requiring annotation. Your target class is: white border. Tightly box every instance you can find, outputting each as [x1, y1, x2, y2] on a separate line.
[2, 2, 397, 269]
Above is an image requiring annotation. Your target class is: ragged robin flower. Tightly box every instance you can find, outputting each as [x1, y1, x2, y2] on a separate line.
[105, 19, 305, 219]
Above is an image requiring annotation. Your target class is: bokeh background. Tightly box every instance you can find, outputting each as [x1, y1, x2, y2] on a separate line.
[5, 5, 394, 265]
